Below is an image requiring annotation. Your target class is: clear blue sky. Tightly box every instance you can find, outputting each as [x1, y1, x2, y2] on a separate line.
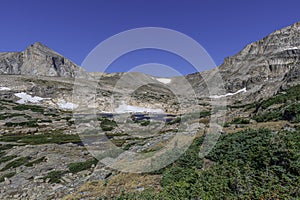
[1, 0, 300, 75]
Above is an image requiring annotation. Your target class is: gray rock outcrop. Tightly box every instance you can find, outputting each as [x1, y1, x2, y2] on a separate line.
[184, 21, 300, 102]
[0, 42, 87, 78]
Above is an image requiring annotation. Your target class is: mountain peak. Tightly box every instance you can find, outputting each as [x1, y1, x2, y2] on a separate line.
[222, 21, 300, 64]
[25, 42, 61, 57]
[32, 41, 46, 47]
[0, 42, 87, 78]
[211, 21, 300, 102]
[292, 20, 300, 28]
[27, 42, 51, 50]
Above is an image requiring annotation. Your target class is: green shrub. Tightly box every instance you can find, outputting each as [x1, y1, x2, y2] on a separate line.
[167, 117, 181, 125]
[283, 103, 300, 122]
[25, 157, 46, 167]
[253, 111, 282, 122]
[230, 118, 250, 124]
[43, 170, 66, 183]
[259, 85, 300, 109]
[5, 120, 39, 127]
[200, 111, 211, 118]
[0, 113, 24, 120]
[140, 120, 150, 126]
[68, 158, 98, 174]
[0, 134, 81, 145]
[40, 119, 52, 123]
[0, 144, 15, 151]
[253, 103, 300, 123]
[12, 104, 44, 112]
[1, 156, 31, 171]
[100, 118, 117, 131]
[0, 155, 17, 164]
[252, 85, 300, 122]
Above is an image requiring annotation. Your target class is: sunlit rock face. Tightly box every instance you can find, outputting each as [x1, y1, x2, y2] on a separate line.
[183, 21, 300, 103]
[0, 42, 87, 78]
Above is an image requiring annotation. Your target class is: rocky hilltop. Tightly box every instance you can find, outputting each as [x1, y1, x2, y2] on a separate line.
[0, 42, 87, 78]
[185, 21, 300, 103]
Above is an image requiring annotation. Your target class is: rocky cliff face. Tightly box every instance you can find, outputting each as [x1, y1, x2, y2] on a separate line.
[185, 21, 300, 103]
[0, 42, 87, 78]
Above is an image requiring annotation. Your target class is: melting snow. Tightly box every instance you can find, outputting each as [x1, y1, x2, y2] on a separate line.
[156, 78, 171, 84]
[0, 87, 11, 91]
[58, 101, 78, 110]
[287, 47, 299, 50]
[210, 88, 247, 99]
[283, 47, 299, 51]
[15, 92, 47, 104]
[115, 101, 164, 113]
[14, 92, 78, 110]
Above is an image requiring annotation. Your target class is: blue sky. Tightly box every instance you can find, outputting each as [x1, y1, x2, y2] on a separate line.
[1, 0, 300, 76]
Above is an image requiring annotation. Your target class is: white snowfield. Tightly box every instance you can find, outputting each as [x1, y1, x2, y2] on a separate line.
[115, 101, 164, 113]
[14, 92, 48, 104]
[156, 78, 171, 84]
[210, 88, 247, 99]
[0, 87, 11, 91]
[14, 92, 78, 110]
[57, 101, 79, 110]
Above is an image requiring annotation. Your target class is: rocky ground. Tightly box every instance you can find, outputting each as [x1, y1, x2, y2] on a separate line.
[0, 78, 297, 199]
[0, 77, 208, 199]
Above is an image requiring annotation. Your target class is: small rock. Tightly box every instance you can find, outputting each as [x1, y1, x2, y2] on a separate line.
[61, 177, 72, 183]
[4, 177, 11, 185]
[51, 184, 63, 191]
[34, 176, 43, 180]
[21, 193, 28, 197]
[136, 187, 145, 192]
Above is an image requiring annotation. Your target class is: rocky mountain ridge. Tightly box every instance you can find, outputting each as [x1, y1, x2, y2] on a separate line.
[185, 21, 300, 103]
[0, 42, 87, 78]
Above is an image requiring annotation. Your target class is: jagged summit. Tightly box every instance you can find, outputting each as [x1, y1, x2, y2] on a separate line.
[183, 21, 300, 102]
[26, 42, 62, 56]
[0, 42, 87, 78]
[234, 20, 300, 58]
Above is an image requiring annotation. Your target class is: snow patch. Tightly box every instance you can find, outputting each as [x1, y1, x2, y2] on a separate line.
[156, 78, 171, 84]
[282, 47, 299, 51]
[0, 87, 11, 91]
[210, 88, 247, 99]
[115, 101, 164, 113]
[58, 100, 78, 110]
[14, 92, 48, 104]
[288, 47, 299, 50]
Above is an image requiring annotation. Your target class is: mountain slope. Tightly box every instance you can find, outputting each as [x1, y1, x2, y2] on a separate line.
[0, 42, 87, 78]
[185, 21, 300, 103]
